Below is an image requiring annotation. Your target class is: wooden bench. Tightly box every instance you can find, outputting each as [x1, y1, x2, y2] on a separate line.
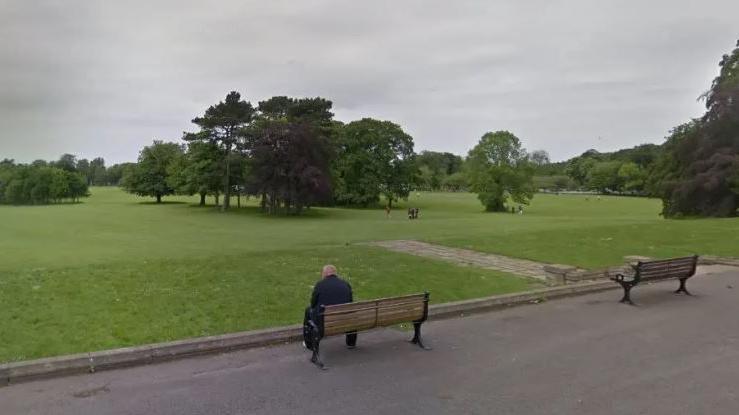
[307, 292, 430, 369]
[610, 256, 698, 304]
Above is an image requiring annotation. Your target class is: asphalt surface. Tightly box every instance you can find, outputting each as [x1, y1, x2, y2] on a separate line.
[2, 265, 738, 415]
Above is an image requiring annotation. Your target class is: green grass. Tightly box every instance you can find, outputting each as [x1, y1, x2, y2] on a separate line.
[0, 188, 737, 362]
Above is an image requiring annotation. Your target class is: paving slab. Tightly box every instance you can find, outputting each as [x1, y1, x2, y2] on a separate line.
[1, 266, 737, 415]
[364, 240, 576, 280]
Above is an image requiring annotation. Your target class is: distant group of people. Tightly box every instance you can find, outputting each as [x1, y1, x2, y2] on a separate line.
[383, 206, 421, 220]
[511, 205, 524, 215]
[408, 207, 420, 220]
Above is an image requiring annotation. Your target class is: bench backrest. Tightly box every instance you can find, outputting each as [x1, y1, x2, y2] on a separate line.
[635, 256, 698, 282]
[321, 293, 428, 337]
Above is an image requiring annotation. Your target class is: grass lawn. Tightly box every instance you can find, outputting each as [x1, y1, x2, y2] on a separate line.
[0, 188, 736, 362]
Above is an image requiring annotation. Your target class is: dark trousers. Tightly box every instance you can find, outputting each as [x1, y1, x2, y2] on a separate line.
[303, 307, 357, 349]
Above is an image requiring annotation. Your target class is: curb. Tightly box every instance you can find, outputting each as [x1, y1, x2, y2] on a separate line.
[0, 279, 642, 387]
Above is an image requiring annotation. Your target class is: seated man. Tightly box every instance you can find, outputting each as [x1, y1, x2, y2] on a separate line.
[303, 265, 357, 350]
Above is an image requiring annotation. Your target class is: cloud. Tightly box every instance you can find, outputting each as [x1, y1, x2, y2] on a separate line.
[1, 0, 737, 163]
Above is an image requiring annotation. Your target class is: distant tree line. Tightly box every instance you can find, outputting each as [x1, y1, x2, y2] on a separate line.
[0, 157, 87, 204]
[0, 154, 138, 205]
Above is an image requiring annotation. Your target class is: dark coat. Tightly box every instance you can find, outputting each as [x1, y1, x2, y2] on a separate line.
[310, 275, 353, 309]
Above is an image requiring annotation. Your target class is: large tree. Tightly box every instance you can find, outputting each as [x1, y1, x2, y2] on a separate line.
[466, 131, 534, 212]
[168, 141, 223, 206]
[89, 157, 107, 186]
[528, 150, 550, 166]
[586, 161, 622, 193]
[416, 151, 464, 190]
[334, 118, 416, 207]
[654, 40, 739, 217]
[246, 120, 333, 214]
[122, 141, 183, 203]
[184, 91, 255, 211]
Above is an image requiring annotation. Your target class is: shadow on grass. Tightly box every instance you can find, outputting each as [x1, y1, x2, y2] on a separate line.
[0, 200, 86, 207]
[137, 201, 188, 205]
[187, 204, 340, 219]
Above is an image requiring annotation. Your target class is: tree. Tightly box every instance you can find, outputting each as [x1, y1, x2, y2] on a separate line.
[654, 40, 739, 217]
[566, 154, 597, 186]
[184, 91, 255, 211]
[122, 141, 183, 203]
[442, 171, 468, 192]
[334, 118, 416, 207]
[54, 154, 78, 172]
[76, 159, 91, 184]
[417, 165, 435, 190]
[529, 150, 550, 166]
[466, 131, 534, 211]
[246, 120, 333, 214]
[416, 151, 464, 190]
[169, 141, 224, 206]
[618, 162, 646, 193]
[90, 157, 107, 185]
[587, 161, 622, 193]
[105, 163, 135, 186]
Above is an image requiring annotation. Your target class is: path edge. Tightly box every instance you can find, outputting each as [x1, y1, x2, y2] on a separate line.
[1, 279, 628, 387]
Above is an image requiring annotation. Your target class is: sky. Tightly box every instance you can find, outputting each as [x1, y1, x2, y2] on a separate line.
[1, 0, 737, 164]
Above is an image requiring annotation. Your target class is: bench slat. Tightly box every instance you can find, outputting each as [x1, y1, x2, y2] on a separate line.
[639, 256, 696, 266]
[323, 300, 425, 318]
[377, 310, 424, 326]
[323, 293, 426, 312]
[640, 268, 694, 278]
[319, 292, 428, 337]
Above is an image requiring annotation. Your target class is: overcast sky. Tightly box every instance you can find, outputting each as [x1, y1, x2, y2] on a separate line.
[1, 0, 737, 164]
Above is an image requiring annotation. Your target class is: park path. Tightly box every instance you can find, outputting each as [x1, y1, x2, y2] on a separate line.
[364, 240, 572, 281]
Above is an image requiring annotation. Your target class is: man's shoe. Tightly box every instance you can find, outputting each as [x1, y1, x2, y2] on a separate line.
[346, 345, 356, 350]
[303, 341, 312, 351]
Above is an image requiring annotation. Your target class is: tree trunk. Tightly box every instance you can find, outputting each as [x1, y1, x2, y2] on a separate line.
[199, 193, 206, 206]
[156, 194, 162, 203]
[222, 143, 231, 212]
[388, 197, 393, 208]
[215, 194, 220, 206]
[260, 192, 267, 213]
[237, 193, 241, 208]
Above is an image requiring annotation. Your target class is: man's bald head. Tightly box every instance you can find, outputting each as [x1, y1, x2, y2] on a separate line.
[321, 265, 337, 278]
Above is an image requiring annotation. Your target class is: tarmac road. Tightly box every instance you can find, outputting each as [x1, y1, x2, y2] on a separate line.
[2, 265, 738, 415]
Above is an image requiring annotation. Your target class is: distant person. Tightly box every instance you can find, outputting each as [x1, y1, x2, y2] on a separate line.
[385, 205, 391, 219]
[414, 207, 420, 219]
[511, 206, 515, 214]
[408, 208, 414, 220]
[518, 205, 523, 215]
[303, 265, 356, 350]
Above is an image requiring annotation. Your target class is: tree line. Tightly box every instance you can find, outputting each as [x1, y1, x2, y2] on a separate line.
[535, 40, 738, 217]
[0, 154, 137, 205]
[0, 157, 87, 204]
[121, 93, 419, 214]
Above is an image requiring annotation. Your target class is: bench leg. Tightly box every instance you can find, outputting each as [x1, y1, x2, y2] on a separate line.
[675, 278, 692, 296]
[618, 282, 636, 305]
[410, 322, 432, 350]
[310, 329, 326, 370]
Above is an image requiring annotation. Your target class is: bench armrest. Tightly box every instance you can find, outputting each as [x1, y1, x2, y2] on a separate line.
[611, 272, 635, 283]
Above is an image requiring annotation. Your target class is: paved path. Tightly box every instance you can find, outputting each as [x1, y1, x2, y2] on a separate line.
[2, 265, 737, 415]
[365, 240, 573, 280]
